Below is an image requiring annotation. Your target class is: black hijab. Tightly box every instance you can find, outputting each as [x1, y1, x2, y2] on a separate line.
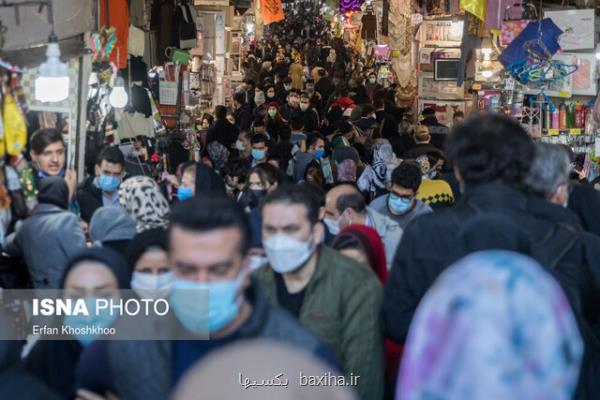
[38, 177, 69, 210]
[192, 163, 226, 195]
[126, 227, 168, 268]
[60, 247, 132, 289]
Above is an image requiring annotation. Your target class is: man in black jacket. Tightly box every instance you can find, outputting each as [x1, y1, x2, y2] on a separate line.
[383, 115, 600, 399]
[77, 146, 125, 223]
[233, 92, 253, 132]
[206, 105, 240, 150]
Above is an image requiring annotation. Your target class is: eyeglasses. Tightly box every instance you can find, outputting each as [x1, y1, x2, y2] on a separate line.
[390, 193, 413, 200]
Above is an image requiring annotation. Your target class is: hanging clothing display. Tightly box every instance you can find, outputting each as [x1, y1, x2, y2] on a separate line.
[99, 0, 130, 69]
[151, 0, 175, 64]
[175, 3, 197, 49]
[361, 13, 377, 40]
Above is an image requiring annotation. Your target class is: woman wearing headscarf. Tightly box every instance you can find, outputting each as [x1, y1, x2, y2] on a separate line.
[24, 248, 131, 399]
[127, 228, 172, 299]
[398, 251, 583, 400]
[332, 225, 403, 394]
[176, 162, 226, 202]
[357, 140, 398, 201]
[264, 102, 287, 141]
[89, 206, 138, 257]
[4, 177, 85, 288]
[119, 176, 170, 232]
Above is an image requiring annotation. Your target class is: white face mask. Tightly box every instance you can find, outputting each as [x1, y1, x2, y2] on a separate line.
[323, 217, 340, 235]
[263, 233, 316, 273]
[131, 271, 174, 299]
[235, 139, 245, 151]
[247, 255, 268, 270]
[300, 103, 309, 111]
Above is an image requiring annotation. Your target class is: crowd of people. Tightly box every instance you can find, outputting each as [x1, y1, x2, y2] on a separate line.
[3, 6, 600, 400]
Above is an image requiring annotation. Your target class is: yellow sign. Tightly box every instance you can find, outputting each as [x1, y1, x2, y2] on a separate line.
[548, 129, 559, 136]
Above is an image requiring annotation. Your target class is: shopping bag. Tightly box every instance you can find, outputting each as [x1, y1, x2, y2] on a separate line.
[501, 2, 538, 46]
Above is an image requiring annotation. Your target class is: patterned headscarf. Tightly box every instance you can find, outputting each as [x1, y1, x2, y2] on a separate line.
[119, 176, 170, 233]
[397, 250, 583, 400]
[336, 159, 357, 183]
[357, 140, 397, 196]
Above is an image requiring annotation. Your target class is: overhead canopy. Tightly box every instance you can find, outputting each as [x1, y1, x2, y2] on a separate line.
[0, 0, 95, 66]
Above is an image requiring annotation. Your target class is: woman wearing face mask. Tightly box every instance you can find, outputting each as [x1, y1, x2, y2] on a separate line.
[264, 85, 277, 102]
[176, 162, 226, 203]
[238, 163, 279, 212]
[264, 102, 286, 142]
[235, 130, 252, 160]
[24, 248, 131, 399]
[127, 228, 172, 299]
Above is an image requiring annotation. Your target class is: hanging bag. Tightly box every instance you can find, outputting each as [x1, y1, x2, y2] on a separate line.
[501, 2, 538, 47]
[178, 3, 197, 50]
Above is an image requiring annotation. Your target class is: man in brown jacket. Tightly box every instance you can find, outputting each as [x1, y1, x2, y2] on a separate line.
[253, 184, 384, 400]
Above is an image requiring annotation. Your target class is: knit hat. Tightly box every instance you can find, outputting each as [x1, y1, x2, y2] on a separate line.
[267, 101, 280, 110]
[89, 206, 137, 243]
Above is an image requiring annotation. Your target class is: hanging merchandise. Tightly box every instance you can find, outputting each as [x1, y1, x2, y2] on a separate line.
[501, 2, 537, 46]
[2, 94, 26, 157]
[99, 0, 129, 69]
[88, 28, 118, 63]
[175, 2, 197, 49]
[260, 0, 285, 25]
[500, 18, 562, 69]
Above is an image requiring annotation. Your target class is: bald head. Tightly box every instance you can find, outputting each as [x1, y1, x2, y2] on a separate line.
[325, 184, 359, 220]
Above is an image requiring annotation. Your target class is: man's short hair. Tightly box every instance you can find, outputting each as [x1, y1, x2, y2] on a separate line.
[290, 116, 304, 131]
[336, 190, 366, 214]
[251, 133, 269, 146]
[97, 146, 125, 166]
[261, 184, 319, 225]
[233, 92, 246, 105]
[307, 133, 325, 149]
[223, 158, 250, 182]
[453, 111, 465, 119]
[446, 114, 534, 187]
[523, 142, 570, 199]
[30, 128, 64, 155]
[391, 161, 422, 192]
[169, 195, 250, 256]
[215, 105, 227, 120]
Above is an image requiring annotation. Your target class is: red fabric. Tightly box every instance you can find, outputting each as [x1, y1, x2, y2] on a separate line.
[99, 0, 129, 69]
[332, 224, 403, 384]
[333, 224, 387, 284]
[331, 96, 356, 111]
[267, 101, 280, 109]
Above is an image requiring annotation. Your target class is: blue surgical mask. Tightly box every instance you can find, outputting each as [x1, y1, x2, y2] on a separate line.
[252, 149, 266, 161]
[63, 297, 117, 346]
[177, 186, 193, 201]
[388, 194, 414, 215]
[314, 149, 326, 159]
[98, 175, 121, 193]
[170, 273, 244, 333]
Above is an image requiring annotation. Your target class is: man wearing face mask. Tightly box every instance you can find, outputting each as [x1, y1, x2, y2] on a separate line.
[280, 90, 301, 122]
[276, 77, 293, 105]
[254, 185, 384, 400]
[325, 184, 403, 268]
[233, 92, 252, 131]
[106, 197, 337, 400]
[250, 133, 270, 167]
[298, 93, 320, 132]
[370, 162, 432, 229]
[77, 146, 125, 223]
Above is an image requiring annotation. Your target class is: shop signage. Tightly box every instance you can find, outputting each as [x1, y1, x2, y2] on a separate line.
[195, 0, 230, 6]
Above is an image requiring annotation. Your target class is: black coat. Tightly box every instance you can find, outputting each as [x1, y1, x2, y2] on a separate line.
[234, 104, 253, 132]
[569, 182, 600, 237]
[77, 177, 103, 223]
[0, 340, 61, 399]
[206, 119, 240, 149]
[24, 340, 83, 399]
[383, 183, 600, 400]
